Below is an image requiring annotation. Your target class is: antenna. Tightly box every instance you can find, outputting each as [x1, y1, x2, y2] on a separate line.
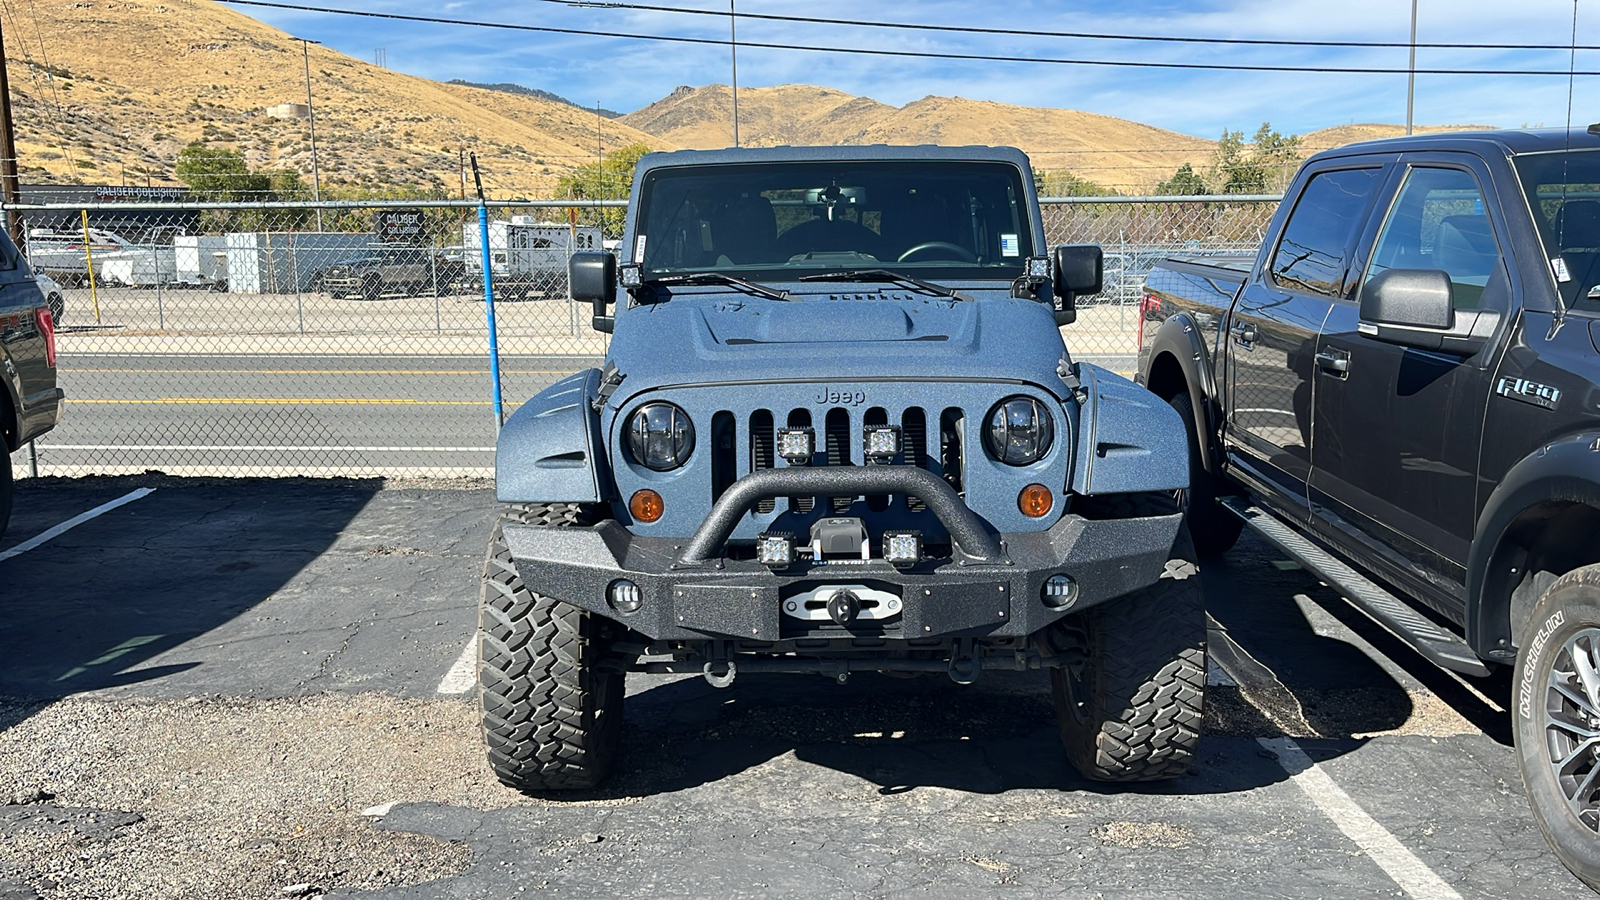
[374, 47, 386, 68]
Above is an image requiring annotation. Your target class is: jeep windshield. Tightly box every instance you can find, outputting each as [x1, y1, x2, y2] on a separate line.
[633, 160, 1033, 283]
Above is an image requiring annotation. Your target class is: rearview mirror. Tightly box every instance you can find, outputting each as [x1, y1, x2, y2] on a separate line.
[1052, 244, 1103, 326]
[570, 251, 617, 333]
[1358, 268, 1453, 351]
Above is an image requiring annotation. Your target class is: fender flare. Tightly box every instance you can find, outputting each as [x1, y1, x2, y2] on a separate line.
[1142, 312, 1220, 471]
[495, 368, 610, 504]
[1071, 363, 1188, 496]
[1467, 431, 1600, 657]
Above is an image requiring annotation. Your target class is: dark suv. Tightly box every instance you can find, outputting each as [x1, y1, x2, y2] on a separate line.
[319, 247, 465, 300]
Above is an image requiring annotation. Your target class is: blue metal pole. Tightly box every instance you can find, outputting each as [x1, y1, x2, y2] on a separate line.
[479, 202, 504, 430]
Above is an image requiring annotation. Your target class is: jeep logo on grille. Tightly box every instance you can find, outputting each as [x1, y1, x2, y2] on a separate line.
[815, 387, 867, 406]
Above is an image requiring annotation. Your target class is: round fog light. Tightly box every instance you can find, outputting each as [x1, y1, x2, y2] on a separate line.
[1018, 483, 1054, 518]
[1041, 574, 1078, 610]
[630, 489, 665, 523]
[608, 579, 643, 615]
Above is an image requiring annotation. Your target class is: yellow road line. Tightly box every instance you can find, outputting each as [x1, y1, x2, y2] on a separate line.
[70, 398, 496, 406]
[63, 369, 569, 375]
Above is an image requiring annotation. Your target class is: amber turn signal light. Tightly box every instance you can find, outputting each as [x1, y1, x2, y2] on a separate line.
[629, 489, 665, 523]
[1018, 483, 1054, 518]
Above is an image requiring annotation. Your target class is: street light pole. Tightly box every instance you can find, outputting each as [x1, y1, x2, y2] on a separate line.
[1406, 0, 1418, 136]
[295, 37, 324, 230]
[730, 0, 739, 148]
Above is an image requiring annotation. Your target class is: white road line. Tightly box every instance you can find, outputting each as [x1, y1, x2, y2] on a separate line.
[1259, 737, 1462, 900]
[436, 634, 478, 695]
[0, 488, 155, 562]
[40, 444, 496, 453]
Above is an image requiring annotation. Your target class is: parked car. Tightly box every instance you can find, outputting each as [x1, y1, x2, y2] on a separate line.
[317, 247, 466, 300]
[35, 272, 63, 325]
[1137, 128, 1600, 889]
[478, 145, 1203, 793]
[1, 241, 63, 539]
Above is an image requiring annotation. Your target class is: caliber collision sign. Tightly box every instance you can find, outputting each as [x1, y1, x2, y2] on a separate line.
[375, 208, 426, 245]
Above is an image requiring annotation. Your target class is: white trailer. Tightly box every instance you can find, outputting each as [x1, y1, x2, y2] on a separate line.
[461, 218, 601, 297]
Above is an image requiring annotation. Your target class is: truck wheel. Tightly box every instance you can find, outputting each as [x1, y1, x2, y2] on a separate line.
[479, 503, 626, 791]
[0, 446, 12, 541]
[1513, 563, 1600, 890]
[1051, 518, 1205, 781]
[1170, 391, 1243, 558]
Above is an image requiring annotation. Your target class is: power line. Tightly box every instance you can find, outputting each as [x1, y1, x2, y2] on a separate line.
[554, 0, 1600, 53]
[221, 0, 1600, 77]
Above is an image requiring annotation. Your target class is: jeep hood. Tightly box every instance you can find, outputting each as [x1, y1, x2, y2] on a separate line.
[604, 290, 1072, 405]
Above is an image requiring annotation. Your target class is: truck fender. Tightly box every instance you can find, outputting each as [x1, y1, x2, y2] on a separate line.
[1141, 312, 1220, 471]
[0, 344, 20, 450]
[495, 369, 610, 504]
[1467, 431, 1600, 659]
[1071, 363, 1188, 496]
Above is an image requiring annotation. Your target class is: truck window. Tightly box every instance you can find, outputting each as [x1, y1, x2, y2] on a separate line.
[1269, 168, 1383, 297]
[1513, 148, 1600, 313]
[1363, 167, 1502, 310]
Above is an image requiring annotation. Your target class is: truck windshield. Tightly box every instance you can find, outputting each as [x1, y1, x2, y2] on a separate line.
[633, 160, 1032, 282]
[1515, 149, 1600, 312]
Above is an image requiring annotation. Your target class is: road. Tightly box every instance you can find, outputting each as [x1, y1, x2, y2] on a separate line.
[0, 475, 1581, 899]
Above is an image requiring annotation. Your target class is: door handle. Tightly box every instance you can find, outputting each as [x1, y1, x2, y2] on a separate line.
[1231, 322, 1259, 345]
[1315, 350, 1350, 374]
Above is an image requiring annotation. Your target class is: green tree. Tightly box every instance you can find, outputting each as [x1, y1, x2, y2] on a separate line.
[556, 142, 652, 238]
[1210, 123, 1303, 195]
[175, 143, 312, 231]
[1156, 163, 1208, 196]
[1034, 169, 1118, 198]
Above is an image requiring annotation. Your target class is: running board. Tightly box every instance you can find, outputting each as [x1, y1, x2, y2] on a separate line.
[1219, 498, 1491, 677]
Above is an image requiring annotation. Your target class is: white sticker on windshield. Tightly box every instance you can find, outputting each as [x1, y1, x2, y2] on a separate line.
[1000, 233, 1020, 257]
[1552, 257, 1572, 283]
[634, 235, 648, 264]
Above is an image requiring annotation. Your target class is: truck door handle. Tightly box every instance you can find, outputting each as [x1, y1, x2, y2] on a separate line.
[1230, 323, 1258, 346]
[1315, 350, 1350, 375]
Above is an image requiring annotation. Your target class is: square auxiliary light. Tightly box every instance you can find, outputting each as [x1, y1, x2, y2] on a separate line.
[776, 426, 815, 464]
[619, 264, 643, 288]
[882, 530, 923, 567]
[757, 531, 797, 569]
[863, 425, 901, 460]
[1026, 256, 1052, 280]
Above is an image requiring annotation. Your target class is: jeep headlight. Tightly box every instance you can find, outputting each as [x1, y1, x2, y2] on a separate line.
[984, 396, 1054, 466]
[626, 402, 695, 471]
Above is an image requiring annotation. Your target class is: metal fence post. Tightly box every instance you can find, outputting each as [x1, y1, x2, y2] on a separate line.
[479, 204, 504, 431]
[430, 248, 441, 335]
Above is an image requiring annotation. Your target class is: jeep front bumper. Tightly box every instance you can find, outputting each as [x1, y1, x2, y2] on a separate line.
[501, 466, 1180, 642]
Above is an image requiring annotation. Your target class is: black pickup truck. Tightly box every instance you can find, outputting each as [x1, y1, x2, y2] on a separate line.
[1138, 128, 1600, 887]
[1, 230, 62, 539]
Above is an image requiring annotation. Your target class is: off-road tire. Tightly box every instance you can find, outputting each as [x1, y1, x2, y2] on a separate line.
[1170, 391, 1242, 558]
[479, 502, 626, 792]
[0, 444, 12, 540]
[1051, 501, 1205, 781]
[1513, 563, 1600, 890]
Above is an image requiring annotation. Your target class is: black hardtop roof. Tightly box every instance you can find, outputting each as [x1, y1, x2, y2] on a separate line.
[1309, 127, 1600, 164]
[635, 144, 1034, 171]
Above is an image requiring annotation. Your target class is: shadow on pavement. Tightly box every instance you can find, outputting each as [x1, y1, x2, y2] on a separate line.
[0, 474, 385, 731]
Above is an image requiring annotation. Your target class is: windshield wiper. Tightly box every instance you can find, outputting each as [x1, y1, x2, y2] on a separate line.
[642, 272, 790, 302]
[797, 268, 968, 300]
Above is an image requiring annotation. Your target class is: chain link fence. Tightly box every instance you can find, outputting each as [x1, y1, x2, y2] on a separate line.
[8, 194, 1278, 478]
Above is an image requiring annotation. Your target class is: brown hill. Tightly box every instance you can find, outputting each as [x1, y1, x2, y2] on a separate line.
[1301, 123, 1494, 151]
[4, 0, 668, 194]
[621, 84, 1215, 193]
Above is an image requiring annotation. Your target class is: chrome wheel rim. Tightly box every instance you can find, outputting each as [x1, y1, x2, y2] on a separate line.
[1544, 627, 1600, 832]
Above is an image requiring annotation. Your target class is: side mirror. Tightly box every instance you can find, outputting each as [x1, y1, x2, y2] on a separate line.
[1358, 268, 1453, 351]
[1052, 244, 1103, 326]
[570, 251, 617, 334]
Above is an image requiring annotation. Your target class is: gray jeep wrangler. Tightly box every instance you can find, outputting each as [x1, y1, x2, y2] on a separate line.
[478, 145, 1204, 790]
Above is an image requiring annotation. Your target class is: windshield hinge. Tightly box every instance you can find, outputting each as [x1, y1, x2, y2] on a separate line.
[593, 362, 626, 413]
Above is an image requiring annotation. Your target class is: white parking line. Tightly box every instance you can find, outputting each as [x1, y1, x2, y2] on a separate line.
[436, 634, 478, 695]
[1259, 737, 1462, 899]
[0, 488, 155, 562]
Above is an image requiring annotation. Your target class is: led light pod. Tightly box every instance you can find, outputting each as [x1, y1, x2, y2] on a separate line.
[863, 425, 901, 460]
[757, 531, 797, 569]
[776, 426, 815, 464]
[882, 530, 922, 567]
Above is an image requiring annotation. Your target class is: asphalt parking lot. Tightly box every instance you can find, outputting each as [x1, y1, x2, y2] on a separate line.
[0, 475, 1587, 898]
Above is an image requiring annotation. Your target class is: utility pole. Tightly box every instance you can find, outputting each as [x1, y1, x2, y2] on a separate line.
[1406, 0, 1418, 136]
[0, 14, 25, 253]
[295, 37, 324, 230]
[729, 0, 739, 147]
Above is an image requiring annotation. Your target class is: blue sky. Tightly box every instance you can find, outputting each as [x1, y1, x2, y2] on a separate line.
[238, 0, 1600, 141]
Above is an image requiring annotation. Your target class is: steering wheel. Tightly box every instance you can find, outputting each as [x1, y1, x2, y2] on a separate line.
[897, 241, 979, 263]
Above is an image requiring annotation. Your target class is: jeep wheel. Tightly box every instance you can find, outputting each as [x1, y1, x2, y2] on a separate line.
[0, 445, 12, 540]
[1169, 391, 1242, 558]
[1513, 563, 1600, 890]
[1051, 517, 1205, 781]
[479, 503, 626, 791]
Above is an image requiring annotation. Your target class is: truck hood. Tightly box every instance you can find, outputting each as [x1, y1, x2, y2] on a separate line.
[604, 288, 1072, 406]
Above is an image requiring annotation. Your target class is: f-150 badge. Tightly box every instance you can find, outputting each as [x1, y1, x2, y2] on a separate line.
[1496, 377, 1561, 410]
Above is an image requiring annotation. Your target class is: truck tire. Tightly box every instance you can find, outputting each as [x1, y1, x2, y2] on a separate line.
[1513, 563, 1600, 890]
[479, 503, 626, 792]
[361, 275, 383, 302]
[0, 446, 12, 541]
[1170, 391, 1243, 558]
[1051, 514, 1205, 781]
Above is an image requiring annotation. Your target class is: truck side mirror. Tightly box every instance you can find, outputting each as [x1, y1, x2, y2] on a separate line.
[570, 251, 617, 334]
[1051, 244, 1103, 326]
[1358, 268, 1454, 351]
